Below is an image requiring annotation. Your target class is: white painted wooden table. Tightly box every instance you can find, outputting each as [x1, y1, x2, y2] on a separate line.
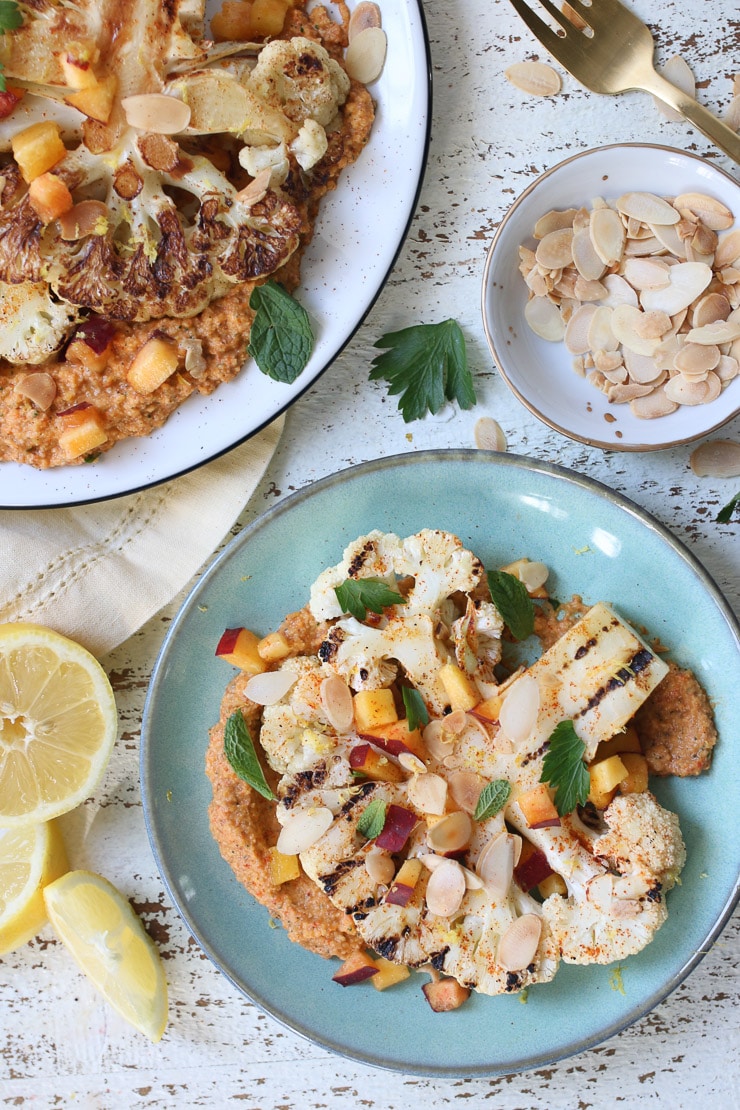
[3, 0, 739, 1105]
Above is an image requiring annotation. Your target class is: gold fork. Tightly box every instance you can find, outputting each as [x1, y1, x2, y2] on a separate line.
[507, 0, 740, 163]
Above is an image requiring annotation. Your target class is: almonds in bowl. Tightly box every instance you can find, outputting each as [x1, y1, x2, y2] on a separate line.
[481, 144, 740, 451]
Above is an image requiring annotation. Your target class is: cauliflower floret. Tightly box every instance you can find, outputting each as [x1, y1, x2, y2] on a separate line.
[290, 118, 329, 171]
[0, 281, 79, 364]
[238, 141, 290, 187]
[595, 791, 686, 890]
[310, 531, 405, 621]
[247, 37, 350, 128]
[259, 656, 337, 775]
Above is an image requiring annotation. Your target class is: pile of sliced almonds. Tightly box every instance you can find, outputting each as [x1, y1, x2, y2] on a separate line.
[519, 191, 740, 418]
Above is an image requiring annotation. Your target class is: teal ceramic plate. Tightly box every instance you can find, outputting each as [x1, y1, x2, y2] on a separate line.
[141, 451, 740, 1076]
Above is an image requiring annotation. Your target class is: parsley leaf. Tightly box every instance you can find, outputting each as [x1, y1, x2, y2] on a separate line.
[370, 320, 476, 422]
[334, 577, 406, 621]
[248, 280, 313, 384]
[540, 720, 590, 816]
[224, 710, 275, 801]
[716, 491, 740, 523]
[357, 798, 387, 840]
[487, 569, 535, 641]
[474, 779, 511, 822]
[0, 1, 21, 93]
[402, 687, 429, 731]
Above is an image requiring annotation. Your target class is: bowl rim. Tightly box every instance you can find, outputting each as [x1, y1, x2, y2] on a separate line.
[480, 142, 740, 453]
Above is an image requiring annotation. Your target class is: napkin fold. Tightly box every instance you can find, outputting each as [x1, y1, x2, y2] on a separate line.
[0, 417, 284, 657]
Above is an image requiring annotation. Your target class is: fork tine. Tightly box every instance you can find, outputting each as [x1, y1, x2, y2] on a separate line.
[534, 0, 578, 35]
[506, 0, 568, 55]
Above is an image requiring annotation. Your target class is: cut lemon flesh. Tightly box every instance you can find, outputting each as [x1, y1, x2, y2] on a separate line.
[0, 623, 117, 826]
[0, 819, 68, 954]
[44, 870, 168, 1043]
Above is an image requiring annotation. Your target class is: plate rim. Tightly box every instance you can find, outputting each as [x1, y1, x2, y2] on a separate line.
[140, 448, 740, 1076]
[1, 2, 433, 511]
[480, 142, 740, 453]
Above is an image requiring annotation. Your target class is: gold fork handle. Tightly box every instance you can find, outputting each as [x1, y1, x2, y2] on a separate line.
[642, 71, 740, 165]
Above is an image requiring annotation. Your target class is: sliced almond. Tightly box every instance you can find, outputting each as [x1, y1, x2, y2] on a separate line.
[649, 222, 685, 257]
[245, 669, 297, 705]
[622, 257, 671, 291]
[235, 167, 272, 208]
[524, 295, 565, 341]
[601, 273, 639, 307]
[533, 208, 577, 239]
[714, 230, 740, 269]
[425, 859, 466, 917]
[611, 304, 660, 356]
[476, 832, 514, 897]
[587, 305, 618, 352]
[499, 673, 539, 746]
[121, 93, 191, 134]
[447, 771, 485, 815]
[674, 342, 721, 376]
[320, 674, 355, 733]
[474, 416, 507, 452]
[504, 61, 561, 97]
[498, 914, 542, 972]
[564, 303, 597, 354]
[366, 848, 395, 885]
[654, 55, 695, 122]
[590, 207, 625, 266]
[689, 439, 740, 477]
[57, 199, 109, 240]
[607, 381, 655, 404]
[14, 372, 57, 410]
[673, 193, 734, 231]
[572, 226, 607, 280]
[633, 309, 671, 340]
[692, 291, 731, 328]
[535, 227, 574, 270]
[623, 234, 665, 257]
[345, 26, 387, 84]
[685, 318, 740, 345]
[715, 355, 739, 383]
[277, 806, 333, 855]
[574, 276, 606, 302]
[426, 811, 473, 854]
[348, 1, 381, 41]
[422, 719, 455, 761]
[630, 385, 679, 418]
[407, 772, 448, 816]
[594, 350, 625, 376]
[616, 192, 679, 226]
[640, 261, 712, 315]
[623, 348, 663, 384]
[664, 375, 711, 406]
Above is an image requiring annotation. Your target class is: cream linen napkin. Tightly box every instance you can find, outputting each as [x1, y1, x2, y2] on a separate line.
[0, 416, 284, 657]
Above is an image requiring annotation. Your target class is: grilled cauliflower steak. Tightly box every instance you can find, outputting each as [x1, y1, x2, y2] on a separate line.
[0, 0, 375, 466]
[209, 530, 700, 1007]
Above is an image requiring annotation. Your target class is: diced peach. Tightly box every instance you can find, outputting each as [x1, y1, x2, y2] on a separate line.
[257, 630, 291, 662]
[211, 0, 254, 41]
[359, 719, 427, 761]
[332, 951, 379, 986]
[12, 121, 67, 183]
[127, 336, 180, 394]
[588, 754, 628, 809]
[58, 53, 99, 89]
[352, 688, 398, 731]
[538, 872, 568, 898]
[58, 404, 107, 459]
[28, 173, 74, 224]
[215, 627, 268, 674]
[385, 858, 422, 907]
[250, 0, 290, 36]
[517, 783, 561, 830]
[349, 743, 405, 784]
[471, 693, 503, 723]
[513, 838, 553, 891]
[66, 339, 108, 374]
[0, 87, 24, 121]
[422, 977, 470, 1012]
[617, 752, 649, 795]
[65, 75, 117, 124]
[268, 846, 300, 885]
[371, 957, 411, 991]
[438, 663, 479, 712]
[592, 725, 642, 763]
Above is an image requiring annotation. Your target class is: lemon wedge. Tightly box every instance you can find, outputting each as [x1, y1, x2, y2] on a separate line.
[0, 819, 68, 954]
[44, 870, 168, 1042]
[0, 623, 117, 826]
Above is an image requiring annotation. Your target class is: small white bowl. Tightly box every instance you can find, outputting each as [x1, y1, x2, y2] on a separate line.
[481, 143, 740, 451]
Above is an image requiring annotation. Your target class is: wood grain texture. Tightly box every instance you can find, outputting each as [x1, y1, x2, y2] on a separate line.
[2, 0, 739, 1104]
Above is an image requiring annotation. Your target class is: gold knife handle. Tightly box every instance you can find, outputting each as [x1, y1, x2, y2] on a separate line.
[643, 71, 740, 165]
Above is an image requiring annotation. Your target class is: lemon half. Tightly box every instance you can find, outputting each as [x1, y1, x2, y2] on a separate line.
[44, 870, 168, 1042]
[0, 623, 117, 826]
[0, 819, 68, 954]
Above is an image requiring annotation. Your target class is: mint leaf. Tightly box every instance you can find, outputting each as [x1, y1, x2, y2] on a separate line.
[370, 320, 475, 422]
[357, 798, 387, 840]
[716, 491, 740, 523]
[540, 720, 590, 816]
[0, 1, 22, 33]
[487, 569, 535, 641]
[474, 779, 511, 822]
[402, 687, 429, 731]
[334, 577, 406, 621]
[224, 710, 275, 801]
[248, 281, 313, 384]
